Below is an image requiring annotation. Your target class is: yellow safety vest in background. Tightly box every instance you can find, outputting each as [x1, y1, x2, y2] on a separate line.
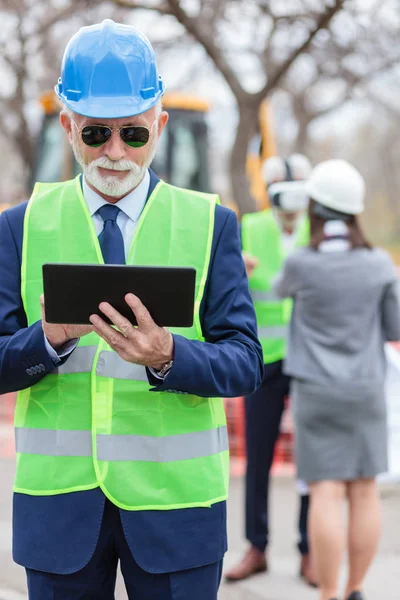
[242, 209, 309, 364]
[14, 176, 229, 511]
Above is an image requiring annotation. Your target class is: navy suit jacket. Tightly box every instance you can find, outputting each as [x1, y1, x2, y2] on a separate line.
[0, 171, 263, 574]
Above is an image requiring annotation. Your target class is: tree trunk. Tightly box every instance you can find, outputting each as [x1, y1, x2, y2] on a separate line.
[294, 117, 311, 155]
[14, 117, 35, 190]
[229, 102, 260, 216]
[12, 23, 35, 194]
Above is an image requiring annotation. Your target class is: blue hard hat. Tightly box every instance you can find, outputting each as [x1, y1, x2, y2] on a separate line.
[55, 19, 165, 118]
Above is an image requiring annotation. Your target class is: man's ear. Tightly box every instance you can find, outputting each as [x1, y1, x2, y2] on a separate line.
[157, 111, 169, 138]
[60, 112, 73, 145]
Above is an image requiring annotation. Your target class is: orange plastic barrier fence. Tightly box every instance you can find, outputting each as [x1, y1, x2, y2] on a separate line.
[0, 392, 16, 457]
[223, 396, 295, 477]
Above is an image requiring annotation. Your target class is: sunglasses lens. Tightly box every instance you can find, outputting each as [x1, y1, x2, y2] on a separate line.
[120, 126, 150, 148]
[81, 126, 112, 147]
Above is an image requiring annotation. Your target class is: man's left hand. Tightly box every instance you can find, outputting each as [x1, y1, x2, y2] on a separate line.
[89, 293, 174, 370]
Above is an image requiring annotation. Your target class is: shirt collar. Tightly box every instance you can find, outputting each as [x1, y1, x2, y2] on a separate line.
[319, 239, 350, 253]
[82, 169, 150, 222]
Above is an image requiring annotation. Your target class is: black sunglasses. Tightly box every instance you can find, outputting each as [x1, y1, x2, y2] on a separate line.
[73, 119, 154, 148]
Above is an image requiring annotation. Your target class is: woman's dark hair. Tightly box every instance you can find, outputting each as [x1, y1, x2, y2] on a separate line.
[309, 199, 372, 250]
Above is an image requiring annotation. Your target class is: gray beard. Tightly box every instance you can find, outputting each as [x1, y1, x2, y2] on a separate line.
[71, 133, 157, 198]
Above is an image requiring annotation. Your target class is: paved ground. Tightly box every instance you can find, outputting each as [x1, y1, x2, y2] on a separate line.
[0, 455, 398, 599]
[219, 477, 400, 600]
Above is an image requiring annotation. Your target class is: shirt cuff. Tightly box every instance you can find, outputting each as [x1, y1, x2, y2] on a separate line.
[44, 334, 79, 365]
[148, 366, 172, 381]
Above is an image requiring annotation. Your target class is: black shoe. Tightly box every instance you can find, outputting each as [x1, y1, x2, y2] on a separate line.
[347, 593, 364, 600]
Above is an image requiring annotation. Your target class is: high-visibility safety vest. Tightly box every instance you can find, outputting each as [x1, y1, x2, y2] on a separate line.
[14, 176, 229, 511]
[242, 209, 309, 365]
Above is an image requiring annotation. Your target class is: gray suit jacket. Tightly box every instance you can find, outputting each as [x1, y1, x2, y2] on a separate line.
[274, 247, 400, 390]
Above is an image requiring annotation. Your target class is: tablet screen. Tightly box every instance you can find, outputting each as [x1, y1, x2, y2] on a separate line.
[43, 263, 196, 327]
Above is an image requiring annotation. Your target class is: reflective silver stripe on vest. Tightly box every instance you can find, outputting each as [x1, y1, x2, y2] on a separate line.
[15, 428, 92, 457]
[96, 352, 148, 381]
[96, 425, 229, 462]
[258, 325, 288, 339]
[53, 346, 97, 375]
[52, 347, 147, 381]
[15, 426, 229, 462]
[251, 290, 281, 303]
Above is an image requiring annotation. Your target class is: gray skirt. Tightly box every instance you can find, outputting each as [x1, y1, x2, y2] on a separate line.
[291, 378, 388, 482]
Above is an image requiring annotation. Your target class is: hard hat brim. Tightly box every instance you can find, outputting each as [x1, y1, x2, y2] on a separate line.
[55, 85, 165, 119]
[305, 183, 364, 216]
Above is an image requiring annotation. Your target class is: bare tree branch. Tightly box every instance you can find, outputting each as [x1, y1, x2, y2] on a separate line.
[34, 3, 83, 38]
[342, 53, 400, 88]
[113, 0, 172, 15]
[286, 52, 400, 140]
[0, 50, 14, 70]
[201, 0, 229, 31]
[258, 0, 346, 100]
[164, 0, 246, 101]
[364, 89, 400, 120]
[259, 1, 315, 25]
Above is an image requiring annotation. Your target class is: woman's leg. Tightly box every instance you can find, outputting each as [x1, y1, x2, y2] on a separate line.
[309, 480, 346, 600]
[344, 478, 381, 598]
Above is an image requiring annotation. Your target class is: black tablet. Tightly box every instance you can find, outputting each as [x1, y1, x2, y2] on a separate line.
[43, 263, 196, 327]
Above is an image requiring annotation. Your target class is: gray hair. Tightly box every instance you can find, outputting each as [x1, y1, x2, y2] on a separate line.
[60, 105, 75, 121]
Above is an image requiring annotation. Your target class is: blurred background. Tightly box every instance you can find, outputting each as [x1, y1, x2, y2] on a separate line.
[1, 0, 400, 251]
[0, 2, 400, 598]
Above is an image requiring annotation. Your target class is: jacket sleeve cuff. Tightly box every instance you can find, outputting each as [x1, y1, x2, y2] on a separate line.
[43, 334, 79, 365]
[148, 335, 187, 392]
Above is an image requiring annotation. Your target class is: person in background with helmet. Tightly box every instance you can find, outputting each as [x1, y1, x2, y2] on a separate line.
[226, 154, 317, 585]
[273, 159, 400, 600]
[0, 20, 263, 599]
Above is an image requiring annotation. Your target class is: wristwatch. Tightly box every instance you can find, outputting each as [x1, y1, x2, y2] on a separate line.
[155, 360, 173, 378]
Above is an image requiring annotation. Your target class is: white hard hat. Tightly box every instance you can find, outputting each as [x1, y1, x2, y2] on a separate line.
[262, 156, 287, 184]
[287, 154, 312, 180]
[268, 181, 308, 212]
[306, 159, 365, 215]
[262, 154, 312, 184]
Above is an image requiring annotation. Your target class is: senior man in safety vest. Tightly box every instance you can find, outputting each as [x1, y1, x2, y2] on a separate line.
[0, 20, 263, 599]
[226, 155, 318, 586]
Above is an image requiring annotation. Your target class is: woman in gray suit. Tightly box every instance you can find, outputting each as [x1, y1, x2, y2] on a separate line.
[274, 159, 400, 600]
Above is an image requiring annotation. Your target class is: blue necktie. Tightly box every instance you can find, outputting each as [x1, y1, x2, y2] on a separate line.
[97, 204, 126, 265]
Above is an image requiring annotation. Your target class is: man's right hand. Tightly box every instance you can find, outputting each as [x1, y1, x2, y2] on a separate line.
[242, 252, 259, 277]
[40, 294, 93, 351]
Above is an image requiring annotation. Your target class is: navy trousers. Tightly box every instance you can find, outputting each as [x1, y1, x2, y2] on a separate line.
[245, 360, 309, 554]
[26, 499, 223, 599]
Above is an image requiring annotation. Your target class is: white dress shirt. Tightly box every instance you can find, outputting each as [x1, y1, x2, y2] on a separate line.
[282, 231, 298, 256]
